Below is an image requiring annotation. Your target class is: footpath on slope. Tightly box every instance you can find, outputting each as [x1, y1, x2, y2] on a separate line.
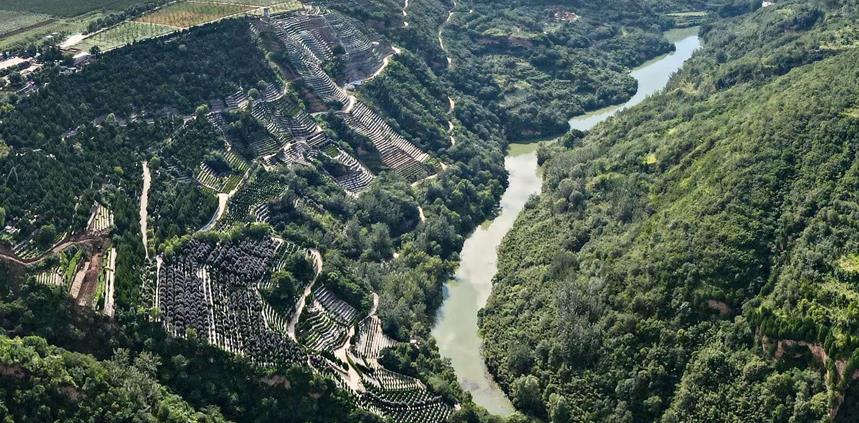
[140, 161, 151, 258]
[286, 248, 323, 340]
[439, 1, 459, 146]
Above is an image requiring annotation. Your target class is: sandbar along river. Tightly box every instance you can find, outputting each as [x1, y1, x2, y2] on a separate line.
[431, 27, 701, 416]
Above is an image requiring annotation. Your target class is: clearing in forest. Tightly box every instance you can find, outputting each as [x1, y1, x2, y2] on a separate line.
[665, 11, 708, 27]
[136, 2, 255, 28]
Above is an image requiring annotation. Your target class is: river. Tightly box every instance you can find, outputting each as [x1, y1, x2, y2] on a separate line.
[431, 27, 701, 416]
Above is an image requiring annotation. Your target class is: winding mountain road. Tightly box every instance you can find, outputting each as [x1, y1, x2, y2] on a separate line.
[286, 248, 323, 340]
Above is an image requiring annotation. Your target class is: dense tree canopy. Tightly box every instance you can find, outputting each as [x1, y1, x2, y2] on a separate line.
[483, 1, 859, 421]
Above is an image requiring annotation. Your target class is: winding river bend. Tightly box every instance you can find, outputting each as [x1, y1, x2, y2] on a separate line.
[431, 27, 701, 416]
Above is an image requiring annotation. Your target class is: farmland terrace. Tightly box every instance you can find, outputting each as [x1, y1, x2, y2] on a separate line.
[0, 5, 489, 421]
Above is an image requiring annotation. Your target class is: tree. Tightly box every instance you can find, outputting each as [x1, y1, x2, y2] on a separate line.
[8, 72, 24, 88]
[367, 223, 393, 260]
[548, 393, 572, 423]
[507, 343, 533, 376]
[35, 224, 57, 248]
[511, 375, 544, 417]
[90, 46, 102, 57]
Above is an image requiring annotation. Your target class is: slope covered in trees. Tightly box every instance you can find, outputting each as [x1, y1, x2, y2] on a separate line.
[483, 1, 859, 421]
[0, 334, 227, 422]
[1, 0, 828, 421]
[434, 0, 757, 140]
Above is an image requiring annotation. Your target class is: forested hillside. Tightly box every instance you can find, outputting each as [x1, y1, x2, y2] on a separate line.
[0, 334, 227, 422]
[0, 0, 825, 421]
[483, 1, 859, 421]
[438, 0, 694, 140]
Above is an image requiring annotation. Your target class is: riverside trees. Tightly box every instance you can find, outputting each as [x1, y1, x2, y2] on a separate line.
[483, 1, 859, 421]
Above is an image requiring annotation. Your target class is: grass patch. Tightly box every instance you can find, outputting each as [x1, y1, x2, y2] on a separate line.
[136, 2, 254, 28]
[644, 153, 657, 165]
[838, 253, 859, 274]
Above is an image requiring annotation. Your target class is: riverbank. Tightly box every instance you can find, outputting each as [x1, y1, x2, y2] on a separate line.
[432, 28, 701, 416]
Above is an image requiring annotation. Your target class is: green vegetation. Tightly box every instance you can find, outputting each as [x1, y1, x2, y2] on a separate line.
[0, 334, 227, 421]
[483, 1, 859, 421]
[0, 276, 380, 422]
[0, 10, 505, 419]
[435, 0, 735, 141]
[0, 0, 160, 51]
[4, 0, 837, 420]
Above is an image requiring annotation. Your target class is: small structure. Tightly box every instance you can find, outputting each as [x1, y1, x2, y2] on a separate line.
[0, 56, 26, 71]
[73, 52, 92, 66]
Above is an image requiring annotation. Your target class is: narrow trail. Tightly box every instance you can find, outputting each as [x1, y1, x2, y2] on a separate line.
[155, 256, 163, 311]
[103, 248, 117, 317]
[439, 1, 459, 146]
[333, 324, 362, 391]
[287, 248, 323, 340]
[199, 168, 251, 232]
[438, 0, 457, 66]
[364, 50, 398, 82]
[201, 193, 230, 232]
[368, 291, 379, 316]
[336, 292, 381, 388]
[447, 96, 457, 146]
[418, 206, 426, 223]
[402, 0, 410, 27]
[140, 161, 151, 259]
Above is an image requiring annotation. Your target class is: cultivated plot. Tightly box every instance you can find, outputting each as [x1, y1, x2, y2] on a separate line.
[246, 1, 302, 15]
[0, 0, 146, 17]
[136, 2, 255, 28]
[0, 9, 54, 37]
[75, 21, 175, 52]
[0, 10, 106, 51]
